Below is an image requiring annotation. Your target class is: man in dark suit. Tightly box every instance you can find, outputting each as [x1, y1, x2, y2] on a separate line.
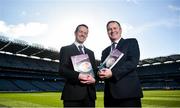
[98, 21, 143, 107]
[59, 24, 96, 107]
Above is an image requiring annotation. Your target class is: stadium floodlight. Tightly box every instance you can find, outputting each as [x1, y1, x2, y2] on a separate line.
[53, 60, 59, 62]
[152, 62, 162, 65]
[164, 61, 174, 64]
[176, 60, 180, 62]
[142, 64, 151, 66]
[43, 58, 51, 61]
[29, 55, 40, 59]
[16, 53, 28, 57]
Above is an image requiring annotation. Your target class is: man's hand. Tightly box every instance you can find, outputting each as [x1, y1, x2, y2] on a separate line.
[98, 68, 112, 79]
[78, 73, 88, 81]
[78, 73, 95, 84]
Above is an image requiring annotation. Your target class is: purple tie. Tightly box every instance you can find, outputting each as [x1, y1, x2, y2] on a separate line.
[112, 42, 116, 50]
[78, 45, 83, 54]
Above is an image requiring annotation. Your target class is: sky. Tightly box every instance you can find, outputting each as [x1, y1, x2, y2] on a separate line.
[0, 0, 179, 60]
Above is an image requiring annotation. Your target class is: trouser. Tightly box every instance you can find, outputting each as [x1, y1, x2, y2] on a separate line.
[104, 96, 141, 107]
[63, 92, 95, 107]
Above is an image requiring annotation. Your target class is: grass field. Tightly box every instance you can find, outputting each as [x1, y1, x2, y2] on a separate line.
[0, 90, 180, 107]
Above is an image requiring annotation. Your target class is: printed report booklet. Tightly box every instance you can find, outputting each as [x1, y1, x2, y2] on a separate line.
[99, 49, 124, 70]
[71, 54, 94, 76]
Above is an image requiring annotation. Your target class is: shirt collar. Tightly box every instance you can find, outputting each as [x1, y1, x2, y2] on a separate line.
[74, 41, 84, 50]
[112, 37, 121, 44]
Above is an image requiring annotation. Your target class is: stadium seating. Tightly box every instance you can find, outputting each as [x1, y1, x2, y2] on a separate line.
[137, 62, 180, 90]
[0, 52, 63, 92]
[0, 35, 180, 92]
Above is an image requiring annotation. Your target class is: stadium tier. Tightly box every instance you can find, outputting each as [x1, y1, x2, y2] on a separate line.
[0, 35, 180, 91]
[137, 62, 180, 90]
[0, 52, 64, 92]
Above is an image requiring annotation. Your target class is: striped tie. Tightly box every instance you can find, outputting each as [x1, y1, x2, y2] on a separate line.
[112, 42, 116, 50]
[78, 45, 83, 54]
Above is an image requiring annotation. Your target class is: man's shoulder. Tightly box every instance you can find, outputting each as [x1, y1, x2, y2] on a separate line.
[125, 38, 138, 43]
[102, 46, 110, 54]
[85, 47, 94, 54]
[60, 44, 75, 52]
[61, 44, 74, 49]
[124, 38, 139, 48]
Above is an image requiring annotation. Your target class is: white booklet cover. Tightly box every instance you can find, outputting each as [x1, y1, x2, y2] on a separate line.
[100, 49, 124, 70]
[71, 54, 94, 76]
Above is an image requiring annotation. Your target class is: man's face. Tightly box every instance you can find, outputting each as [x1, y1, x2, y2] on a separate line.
[75, 26, 88, 44]
[107, 22, 122, 42]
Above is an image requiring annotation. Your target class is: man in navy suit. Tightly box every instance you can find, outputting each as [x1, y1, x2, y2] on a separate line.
[59, 24, 96, 107]
[98, 21, 143, 107]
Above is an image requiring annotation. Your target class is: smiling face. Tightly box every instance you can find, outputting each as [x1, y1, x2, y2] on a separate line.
[107, 21, 122, 42]
[75, 25, 88, 44]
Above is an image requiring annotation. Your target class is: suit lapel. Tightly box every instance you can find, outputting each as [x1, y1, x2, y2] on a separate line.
[71, 43, 81, 55]
[102, 46, 111, 62]
[116, 38, 125, 51]
[84, 47, 89, 54]
[106, 38, 125, 54]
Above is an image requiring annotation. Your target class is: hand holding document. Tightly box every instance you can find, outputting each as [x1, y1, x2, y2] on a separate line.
[98, 49, 124, 79]
[98, 49, 124, 70]
[71, 54, 94, 76]
[71, 54, 95, 84]
[79, 73, 95, 84]
[98, 68, 112, 79]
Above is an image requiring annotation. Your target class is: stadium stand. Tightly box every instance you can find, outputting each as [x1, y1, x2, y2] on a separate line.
[137, 55, 180, 90]
[0, 35, 63, 92]
[0, 35, 180, 92]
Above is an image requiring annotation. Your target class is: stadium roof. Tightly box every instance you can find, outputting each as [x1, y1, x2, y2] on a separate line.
[0, 35, 59, 61]
[138, 54, 180, 67]
[0, 35, 180, 64]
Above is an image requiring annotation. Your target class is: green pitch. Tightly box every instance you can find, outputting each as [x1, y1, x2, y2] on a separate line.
[0, 90, 180, 107]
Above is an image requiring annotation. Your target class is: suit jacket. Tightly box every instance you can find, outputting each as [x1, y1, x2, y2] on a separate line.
[101, 38, 143, 99]
[59, 43, 96, 101]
